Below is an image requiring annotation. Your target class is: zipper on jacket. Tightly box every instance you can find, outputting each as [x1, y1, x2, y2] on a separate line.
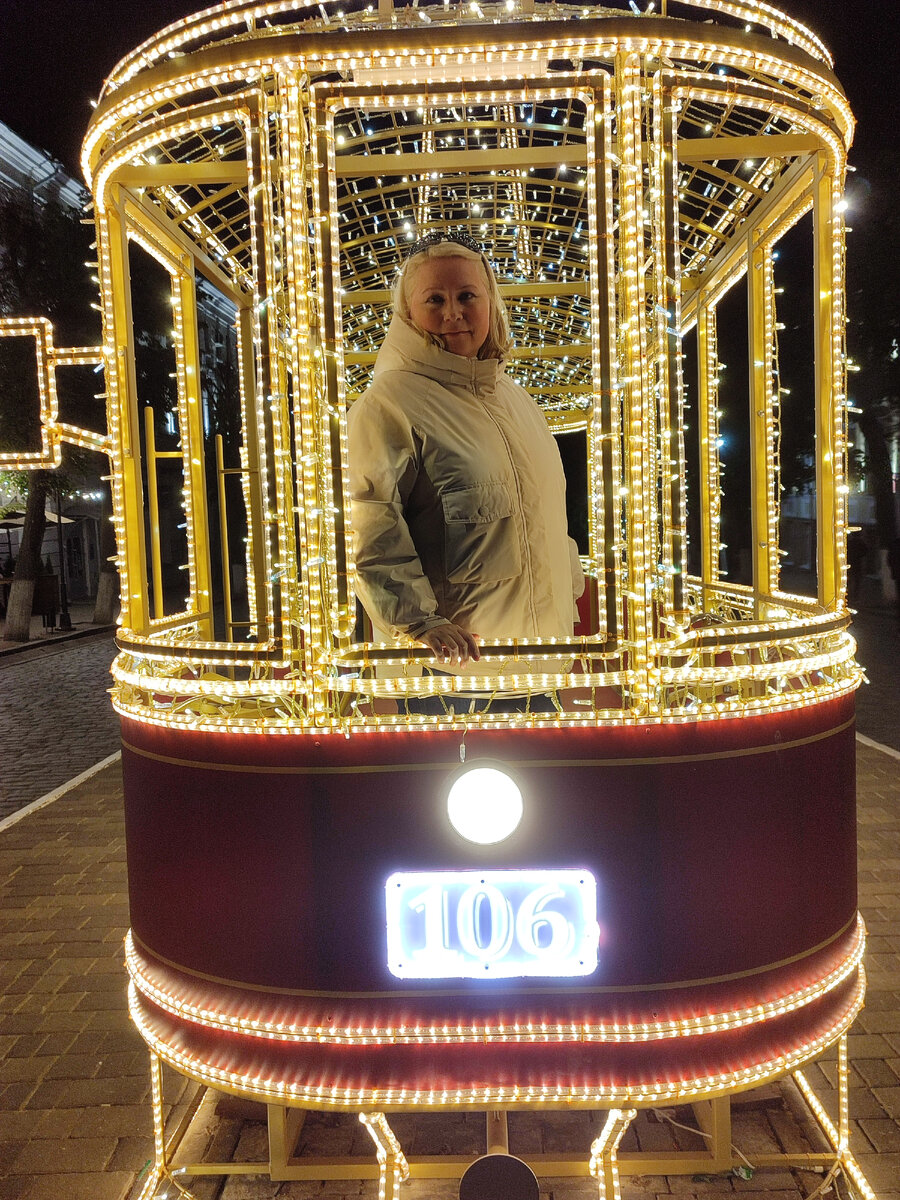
[473, 386, 540, 633]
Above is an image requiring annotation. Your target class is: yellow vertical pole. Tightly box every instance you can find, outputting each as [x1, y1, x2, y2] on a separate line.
[838, 1033, 850, 1151]
[652, 71, 686, 618]
[311, 94, 352, 661]
[292, 87, 337, 676]
[696, 305, 720, 594]
[136, 1052, 167, 1200]
[245, 99, 285, 648]
[693, 1096, 732, 1172]
[254, 95, 298, 654]
[215, 434, 233, 640]
[586, 79, 620, 639]
[590, 1107, 636, 1200]
[487, 1110, 509, 1155]
[616, 52, 654, 710]
[236, 306, 268, 640]
[267, 1104, 306, 1180]
[101, 190, 150, 633]
[748, 236, 773, 611]
[175, 263, 214, 637]
[281, 80, 316, 667]
[359, 1112, 409, 1200]
[143, 406, 164, 620]
[813, 152, 844, 611]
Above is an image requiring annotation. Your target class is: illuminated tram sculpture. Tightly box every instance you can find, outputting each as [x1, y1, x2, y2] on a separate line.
[1, 0, 873, 1195]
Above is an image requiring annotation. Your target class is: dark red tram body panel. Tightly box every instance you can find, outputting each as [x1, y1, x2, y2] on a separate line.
[122, 694, 859, 1102]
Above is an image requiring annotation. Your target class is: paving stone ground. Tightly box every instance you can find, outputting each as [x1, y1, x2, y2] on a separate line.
[0, 762, 196, 1200]
[0, 622, 119, 821]
[851, 600, 900, 754]
[0, 742, 897, 1200]
[0, 590, 897, 1198]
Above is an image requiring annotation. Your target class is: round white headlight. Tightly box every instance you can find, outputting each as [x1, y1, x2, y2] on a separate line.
[447, 765, 523, 845]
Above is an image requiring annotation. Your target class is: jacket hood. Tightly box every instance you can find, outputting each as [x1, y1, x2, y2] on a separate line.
[373, 315, 503, 395]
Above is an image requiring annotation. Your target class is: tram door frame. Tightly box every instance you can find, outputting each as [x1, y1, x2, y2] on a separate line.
[100, 164, 268, 643]
[304, 76, 623, 661]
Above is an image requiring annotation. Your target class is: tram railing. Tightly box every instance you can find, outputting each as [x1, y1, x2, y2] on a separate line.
[109, 574, 860, 730]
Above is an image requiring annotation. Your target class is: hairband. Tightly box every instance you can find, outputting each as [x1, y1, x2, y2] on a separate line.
[404, 230, 484, 259]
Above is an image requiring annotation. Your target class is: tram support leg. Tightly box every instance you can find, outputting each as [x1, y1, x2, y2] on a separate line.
[692, 1095, 732, 1171]
[360, 1111, 410, 1200]
[793, 1034, 878, 1200]
[590, 1107, 636, 1200]
[486, 1110, 509, 1155]
[137, 1051, 203, 1200]
[268, 1104, 306, 1179]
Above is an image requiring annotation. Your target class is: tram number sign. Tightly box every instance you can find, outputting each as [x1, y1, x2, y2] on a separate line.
[385, 868, 599, 979]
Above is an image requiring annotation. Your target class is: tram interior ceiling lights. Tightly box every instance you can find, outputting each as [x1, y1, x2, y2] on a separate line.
[350, 54, 550, 85]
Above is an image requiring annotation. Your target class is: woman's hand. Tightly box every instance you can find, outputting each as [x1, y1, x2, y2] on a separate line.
[418, 622, 481, 665]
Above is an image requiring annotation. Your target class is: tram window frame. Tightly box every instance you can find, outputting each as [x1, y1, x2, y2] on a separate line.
[323, 89, 608, 681]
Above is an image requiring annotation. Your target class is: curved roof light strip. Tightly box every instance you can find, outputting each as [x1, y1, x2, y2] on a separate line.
[102, 0, 832, 97]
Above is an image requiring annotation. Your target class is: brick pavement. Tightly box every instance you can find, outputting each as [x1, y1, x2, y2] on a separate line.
[0, 587, 897, 1196]
[0, 739, 898, 1199]
[851, 600, 900, 754]
[0, 632, 120, 821]
[0, 600, 112, 654]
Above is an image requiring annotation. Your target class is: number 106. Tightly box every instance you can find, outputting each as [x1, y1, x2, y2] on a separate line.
[385, 868, 599, 980]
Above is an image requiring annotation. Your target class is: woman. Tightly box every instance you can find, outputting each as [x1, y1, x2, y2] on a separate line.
[348, 231, 584, 704]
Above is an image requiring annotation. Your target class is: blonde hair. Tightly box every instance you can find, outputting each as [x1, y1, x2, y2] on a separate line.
[391, 242, 512, 360]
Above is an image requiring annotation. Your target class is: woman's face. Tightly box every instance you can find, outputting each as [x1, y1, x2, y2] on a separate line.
[406, 256, 491, 358]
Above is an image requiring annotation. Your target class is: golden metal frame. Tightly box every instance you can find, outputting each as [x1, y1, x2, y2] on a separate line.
[134, 1031, 875, 1200]
[80, 19, 858, 727]
[0, 317, 107, 468]
[90, 79, 859, 715]
[11, 4, 856, 645]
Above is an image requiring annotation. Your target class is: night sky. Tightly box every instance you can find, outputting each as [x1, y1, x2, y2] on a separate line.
[0, 0, 893, 179]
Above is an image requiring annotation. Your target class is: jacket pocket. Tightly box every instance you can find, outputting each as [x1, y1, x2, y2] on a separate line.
[441, 482, 522, 585]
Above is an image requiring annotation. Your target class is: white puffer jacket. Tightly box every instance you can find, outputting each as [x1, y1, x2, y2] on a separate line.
[348, 316, 584, 661]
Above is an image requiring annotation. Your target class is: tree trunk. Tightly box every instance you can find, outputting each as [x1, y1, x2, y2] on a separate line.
[92, 482, 119, 625]
[858, 409, 899, 605]
[92, 569, 119, 625]
[3, 578, 35, 642]
[859, 407, 898, 547]
[3, 473, 49, 641]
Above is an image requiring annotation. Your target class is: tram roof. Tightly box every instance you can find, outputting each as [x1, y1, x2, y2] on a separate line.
[101, 0, 835, 94]
[81, 0, 852, 418]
